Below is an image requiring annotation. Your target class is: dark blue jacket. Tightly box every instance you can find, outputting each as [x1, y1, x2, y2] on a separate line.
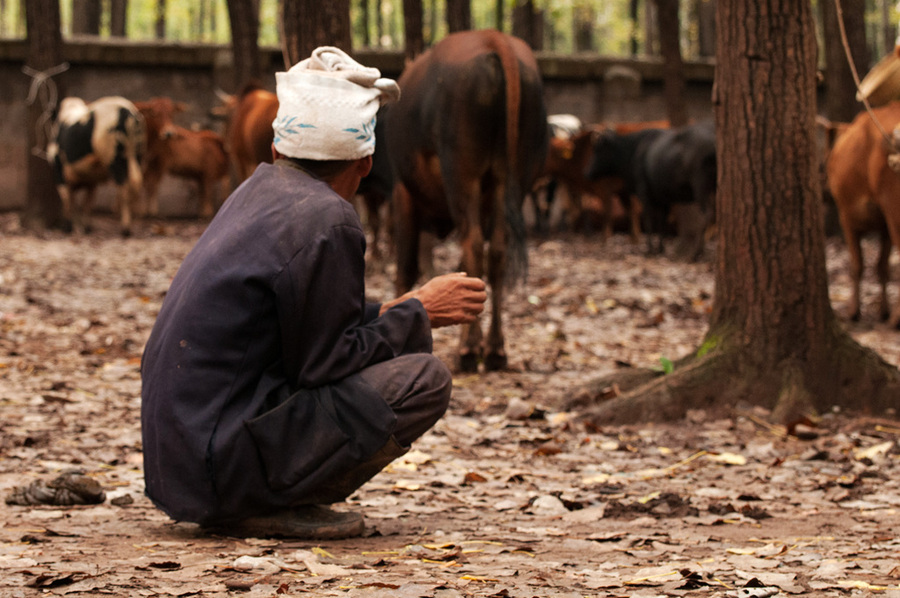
[141, 161, 431, 524]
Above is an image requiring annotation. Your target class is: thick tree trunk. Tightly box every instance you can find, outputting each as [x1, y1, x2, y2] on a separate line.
[282, 0, 352, 66]
[446, 0, 471, 34]
[22, 0, 65, 232]
[821, 0, 867, 123]
[654, 0, 689, 126]
[402, 0, 424, 60]
[226, 0, 261, 88]
[574, 0, 900, 427]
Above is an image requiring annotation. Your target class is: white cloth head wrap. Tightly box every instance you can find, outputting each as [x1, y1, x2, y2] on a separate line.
[273, 47, 400, 161]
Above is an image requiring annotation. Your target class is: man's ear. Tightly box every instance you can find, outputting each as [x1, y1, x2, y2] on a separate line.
[357, 155, 373, 178]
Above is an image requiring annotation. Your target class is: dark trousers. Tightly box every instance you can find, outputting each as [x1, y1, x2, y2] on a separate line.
[300, 353, 451, 505]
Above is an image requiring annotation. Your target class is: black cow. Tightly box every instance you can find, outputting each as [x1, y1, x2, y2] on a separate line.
[385, 29, 549, 372]
[587, 120, 716, 259]
[634, 119, 717, 259]
[48, 96, 145, 235]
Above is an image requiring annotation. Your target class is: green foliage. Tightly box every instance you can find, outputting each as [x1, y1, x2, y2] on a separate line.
[2, 0, 898, 62]
[696, 334, 719, 359]
[656, 356, 675, 375]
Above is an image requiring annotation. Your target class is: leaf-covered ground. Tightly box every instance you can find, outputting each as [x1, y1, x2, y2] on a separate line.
[2, 212, 900, 597]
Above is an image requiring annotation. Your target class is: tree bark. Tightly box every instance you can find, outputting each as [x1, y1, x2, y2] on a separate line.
[110, 0, 127, 37]
[654, 0, 689, 126]
[512, 0, 541, 50]
[820, 0, 867, 123]
[22, 0, 65, 232]
[155, 0, 166, 39]
[402, 0, 424, 60]
[226, 0, 262, 89]
[574, 0, 900, 426]
[572, 2, 593, 52]
[446, 0, 471, 34]
[282, 0, 351, 65]
[72, 0, 101, 35]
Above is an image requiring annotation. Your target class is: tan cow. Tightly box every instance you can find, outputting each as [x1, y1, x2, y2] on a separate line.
[825, 102, 899, 325]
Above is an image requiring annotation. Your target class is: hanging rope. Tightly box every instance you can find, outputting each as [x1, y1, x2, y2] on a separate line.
[833, 0, 893, 144]
[22, 62, 69, 162]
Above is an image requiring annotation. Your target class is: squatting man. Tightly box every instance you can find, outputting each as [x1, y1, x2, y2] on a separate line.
[140, 47, 487, 539]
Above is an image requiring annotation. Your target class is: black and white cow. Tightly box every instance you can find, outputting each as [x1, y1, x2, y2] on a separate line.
[48, 96, 145, 235]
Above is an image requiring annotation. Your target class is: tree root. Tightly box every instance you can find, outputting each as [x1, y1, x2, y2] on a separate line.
[569, 327, 900, 427]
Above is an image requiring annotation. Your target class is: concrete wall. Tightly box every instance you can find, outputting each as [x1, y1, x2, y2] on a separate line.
[0, 38, 716, 215]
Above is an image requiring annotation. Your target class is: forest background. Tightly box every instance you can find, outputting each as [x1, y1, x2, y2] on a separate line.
[1, 0, 899, 66]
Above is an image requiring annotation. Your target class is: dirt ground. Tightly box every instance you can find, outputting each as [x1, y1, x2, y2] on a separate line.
[2, 212, 900, 598]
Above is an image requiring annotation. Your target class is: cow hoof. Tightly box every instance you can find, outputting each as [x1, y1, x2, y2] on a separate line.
[458, 353, 480, 373]
[483, 353, 508, 372]
[120, 229, 132, 238]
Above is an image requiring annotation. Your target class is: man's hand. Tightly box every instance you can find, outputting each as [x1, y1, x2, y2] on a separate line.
[381, 272, 487, 328]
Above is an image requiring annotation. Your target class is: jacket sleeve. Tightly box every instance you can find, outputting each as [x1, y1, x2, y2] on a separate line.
[274, 220, 432, 389]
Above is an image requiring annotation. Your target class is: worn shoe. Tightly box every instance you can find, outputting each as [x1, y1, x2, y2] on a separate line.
[5, 470, 106, 506]
[205, 505, 365, 540]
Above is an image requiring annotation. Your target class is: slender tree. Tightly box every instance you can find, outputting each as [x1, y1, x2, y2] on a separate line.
[155, 0, 166, 39]
[654, 0, 689, 126]
[446, 0, 471, 33]
[572, 1, 593, 52]
[282, 0, 351, 65]
[576, 0, 900, 425]
[22, 0, 65, 232]
[226, 0, 262, 88]
[820, 0, 867, 123]
[402, 0, 424, 60]
[72, 0, 101, 35]
[110, 0, 127, 37]
[512, 0, 542, 50]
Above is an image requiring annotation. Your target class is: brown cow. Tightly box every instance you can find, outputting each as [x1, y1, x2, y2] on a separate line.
[135, 97, 188, 216]
[218, 82, 279, 182]
[825, 103, 899, 325]
[156, 126, 230, 217]
[385, 29, 549, 372]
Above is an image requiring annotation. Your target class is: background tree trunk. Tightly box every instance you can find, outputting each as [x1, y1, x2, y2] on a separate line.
[820, 0, 867, 123]
[512, 0, 542, 50]
[654, 0, 689, 126]
[155, 0, 166, 39]
[282, 0, 352, 66]
[574, 0, 900, 426]
[360, 0, 371, 46]
[226, 0, 262, 88]
[22, 0, 65, 232]
[402, 0, 424, 60]
[446, 0, 471, 34]
[72, 0, 101, 35]
[573, 2, 594, 52]
[110, 0, 127, 37]
[495, 0, 504, 32]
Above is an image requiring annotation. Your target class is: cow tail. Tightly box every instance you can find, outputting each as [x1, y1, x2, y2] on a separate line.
[491, 32, 528, 286]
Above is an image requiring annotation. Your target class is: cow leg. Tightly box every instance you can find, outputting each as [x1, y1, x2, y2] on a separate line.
[840, 218, 864, 321]
[876, 228, 892, 322]
[484, 228, 507, 372]
[199, 179, 214, 218]
[393, 182, 420, 295]
[57, 185, 75, 233]
[627, 195, 642, 244]
[116, 182, 135, 237]
[455, 187, 486, 373]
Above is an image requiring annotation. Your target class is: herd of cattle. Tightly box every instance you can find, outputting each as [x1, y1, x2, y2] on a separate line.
[43, 29, 900, 369]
